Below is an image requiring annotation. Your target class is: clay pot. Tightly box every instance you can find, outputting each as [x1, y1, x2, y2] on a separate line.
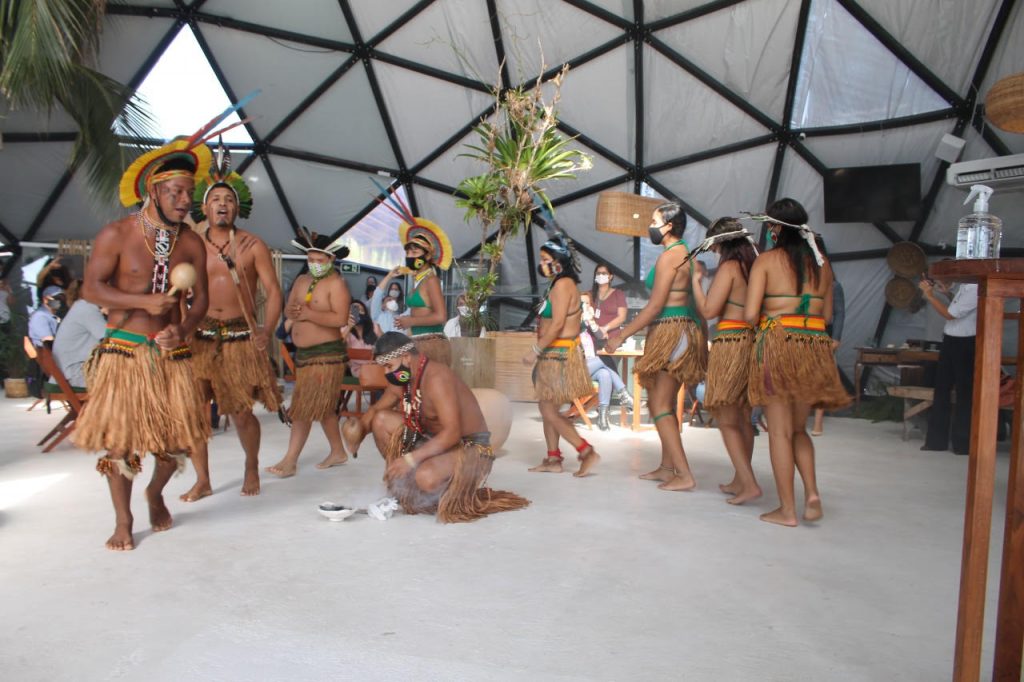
[471, 388, 512, 452]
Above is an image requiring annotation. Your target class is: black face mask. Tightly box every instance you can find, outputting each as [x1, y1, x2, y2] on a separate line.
[385, 364, 412, 386]
[365, 287, 375, 298]
[649, 226, 666, 245]
[537, 263, 561, 279]
[406, 256, 426, 271]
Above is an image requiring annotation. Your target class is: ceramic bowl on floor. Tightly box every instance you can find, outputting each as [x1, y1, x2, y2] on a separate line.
[318, 503, 356, 521]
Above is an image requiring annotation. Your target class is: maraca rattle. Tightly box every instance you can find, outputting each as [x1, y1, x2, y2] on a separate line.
[166, 263, 196, 298]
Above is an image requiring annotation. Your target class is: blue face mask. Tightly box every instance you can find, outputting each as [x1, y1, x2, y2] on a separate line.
[767, 229, 778, 247]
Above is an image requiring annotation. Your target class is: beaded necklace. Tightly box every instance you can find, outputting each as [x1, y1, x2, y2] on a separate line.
[205, 226, 235, 268]
[137, 210, 180, 294]
[304, 270, 331, 303]
[400, 354, 429, 452]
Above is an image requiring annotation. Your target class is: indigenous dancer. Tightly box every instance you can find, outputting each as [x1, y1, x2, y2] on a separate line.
[266, 232, 351, 477]
[76, 132, 215, 550]
[606, 202, 707, 491]
[690, 217, 761, 504]
[371, 332, 529, 522]
[525, 233, 600, 477]
[181, 143, 283, 501]
[743, 198, 850, 526]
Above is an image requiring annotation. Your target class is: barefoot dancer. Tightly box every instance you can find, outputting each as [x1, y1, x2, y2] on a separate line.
[371, 332, 529, 522]
[690, 218, 761, 505]
[525, 234, 600, 477]
[182, 144, 283, 501]
[75, 133, 215, 550]
[743, 199, 849, 526]
[606, 202, 707, 491]
[266, 233, 351, 477]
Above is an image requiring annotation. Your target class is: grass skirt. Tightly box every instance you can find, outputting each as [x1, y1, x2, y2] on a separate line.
[192, 316, 282, 415]
[288, 339, 347, 422]
[532, 340, 593, 405]
[75, 330, 209, 476]
[636, 317, 707, 389]
[747, 317, 851, 410]
[704, 322, 753, 409]
[383, 429, 530, 523]
[412, 333, 451, 366]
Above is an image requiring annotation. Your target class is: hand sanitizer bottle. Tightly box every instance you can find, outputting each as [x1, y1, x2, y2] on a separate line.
[958, 185, 1001, 259]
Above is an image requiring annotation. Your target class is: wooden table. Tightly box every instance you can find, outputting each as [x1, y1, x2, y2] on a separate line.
[931, 259, 1024, 682]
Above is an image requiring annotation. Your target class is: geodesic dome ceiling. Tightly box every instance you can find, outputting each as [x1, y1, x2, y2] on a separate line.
[1, 0, 1023, 370]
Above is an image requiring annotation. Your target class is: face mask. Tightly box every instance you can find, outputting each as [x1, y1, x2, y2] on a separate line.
[386, 364, 412, 386]
[309, 261, 332, 278]
[457, 305, 470, 316]
[385, 299, 399, 312]
[389, 288, 401, 298]
[767, 230, 778, 246]
[538, 262, 560, 279]
[365, 287, 375, 298]
[594, 274, 610, 285]
[649, 226, 665, 246]
[406, 256, 426, 271]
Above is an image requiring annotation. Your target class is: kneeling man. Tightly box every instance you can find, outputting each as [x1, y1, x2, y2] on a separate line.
[370, 332, 529, 522]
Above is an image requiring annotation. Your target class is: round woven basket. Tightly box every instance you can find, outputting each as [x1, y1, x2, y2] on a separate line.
[985, 72, 1024, 134]
[885, 276, 918, 310]
[596, 191, 665, 237]
[886, 241, 927, 278]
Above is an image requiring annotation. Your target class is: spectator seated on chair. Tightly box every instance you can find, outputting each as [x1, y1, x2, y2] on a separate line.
[28, 285, 65, 348]
[580, 291, 632, 431]
[51, 299, 106, 391]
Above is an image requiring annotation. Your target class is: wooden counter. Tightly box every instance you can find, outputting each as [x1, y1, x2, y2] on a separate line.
[489, 331, 539, 402]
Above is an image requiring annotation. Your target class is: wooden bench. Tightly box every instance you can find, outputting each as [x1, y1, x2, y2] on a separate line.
[887, 385, 933, 441]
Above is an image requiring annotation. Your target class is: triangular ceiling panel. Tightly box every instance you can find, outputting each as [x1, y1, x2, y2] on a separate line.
[557, 47, 634, 163]
[199, 27, 349, 139]
[495, 0, 624, 84]
[643, 48, 771, 165]
[275, 68, 397, 169]
[33, 170, 125, 243]
[544, 139, 629, 201]
[0, 143, 75, 239]
[98, 15, 179, 85]
[651, 144, 776, 225]
[791, 0, 950, 129]
[855, 0, 1002, 94]
[654, 0, 800, 123]
[409, 186, 479, 259]
[225, 157, 295, 249]
[550, 190, 637, 277]
[271, 157, 381, 238]
[0, 101, 75, 134]
[349, 1, 423, 42]
[373, 61, 494, 168]
[376, 0, 499, 84]
[200, 0, 353, 44]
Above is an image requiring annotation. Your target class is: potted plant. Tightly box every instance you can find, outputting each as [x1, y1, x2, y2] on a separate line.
[455, 65, 592, 336]
[0, 307, 30, 398]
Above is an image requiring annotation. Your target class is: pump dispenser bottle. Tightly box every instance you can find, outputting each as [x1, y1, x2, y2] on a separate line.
[957, 184, 1001, 259]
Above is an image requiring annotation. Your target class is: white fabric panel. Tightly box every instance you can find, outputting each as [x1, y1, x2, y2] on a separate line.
[556, 47, 634, 163]
[201, 0, 352, 43]
[271, 156, 379, 240]
[981, 2, 1024, 95]
[582, 0, 632, 21]
[650, 143, 776, 224]
[337, 184, 407, 271]
[202, 29, 348, 139]
[791, 0, 949, 129]
[549, 192, 637, 278]
[803, 118, 953, 198]
[494, 0, 624, 84]
[832, 259, 891, 377]
[643, 48, 770, 165]
[275, 68, 397, 169]
[415, 119, 496, 190]
[407, 186, 480, 259]
[376, 0, 499, 84]
[496, 235, 533, 329]
[373, 61, 494, 168]
[99, 16, 178, 85]
[653, 0, 800, 123]
[230, 158, 298, 251]
[33, 171, 126, 243]
[349, 1, 422, 42]
[855, 0, 1002, 94]
[0, 144, 74, 239]
[546, 139, 630, 201]
[644, 1, 720, 21]
[0, 101, 75, 134]
[775, 151, 894, 253]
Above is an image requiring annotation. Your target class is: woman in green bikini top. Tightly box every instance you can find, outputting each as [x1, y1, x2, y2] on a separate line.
[394, 235, 446, 336]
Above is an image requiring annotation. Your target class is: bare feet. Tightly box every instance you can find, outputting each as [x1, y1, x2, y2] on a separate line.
[811, 430, 823, 437]
[719, 479, 740, 495]
[640, 466, 674, 482]
[241, 469, 260, 496]
[726, 485, 763, 505]
[574, 448, 601, 477]
[146, 488, 173, 532]
[316, 450, 349, 469]
[528, 457, 564, 473]
[760, 507, 799, 527]
[804, 496, 824, 522]
[179, 481, 212, 503]
[105, 519, 134, 551]
[265, 459, 297, 478]
[657, 472, 696, 491]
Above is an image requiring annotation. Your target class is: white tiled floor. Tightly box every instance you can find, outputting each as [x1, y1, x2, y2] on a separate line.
[0, 395, 1007, 681]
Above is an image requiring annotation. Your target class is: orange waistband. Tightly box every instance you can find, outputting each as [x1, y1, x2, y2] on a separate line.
[547, 338, 579, 349]
[761, 314, 827, 332]
[717, 319, 752, 331]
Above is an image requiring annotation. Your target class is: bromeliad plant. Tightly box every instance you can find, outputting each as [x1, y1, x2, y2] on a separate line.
[455, 65, 591, 336]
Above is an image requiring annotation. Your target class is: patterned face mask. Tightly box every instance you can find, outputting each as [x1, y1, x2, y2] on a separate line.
[386, 364, 412, 386]
[309, 261, 333, 278]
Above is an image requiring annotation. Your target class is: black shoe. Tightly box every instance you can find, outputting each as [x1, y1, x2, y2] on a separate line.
[752, 426, 760, 437]
[953, 447, 970, 456]
[920, 444, 947, 452]
[597, 406, 610, 431]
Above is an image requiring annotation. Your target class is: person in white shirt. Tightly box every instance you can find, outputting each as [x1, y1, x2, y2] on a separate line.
[51, 299, 107, 389]
[444, 295, 469, 338]
[919, 279, 978, 455]
[370, 270, 404, 334]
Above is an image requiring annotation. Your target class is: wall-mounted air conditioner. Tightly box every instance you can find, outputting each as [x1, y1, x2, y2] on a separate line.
[946, 153, 1024, 189]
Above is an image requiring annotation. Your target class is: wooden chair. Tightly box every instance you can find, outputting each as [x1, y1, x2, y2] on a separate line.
[21, 336, 44, 411]
[887, 385, 934, 441]
[280, 340, 297, 382]
[339, 348, 388, 418]
[33, 345, 88, 452]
